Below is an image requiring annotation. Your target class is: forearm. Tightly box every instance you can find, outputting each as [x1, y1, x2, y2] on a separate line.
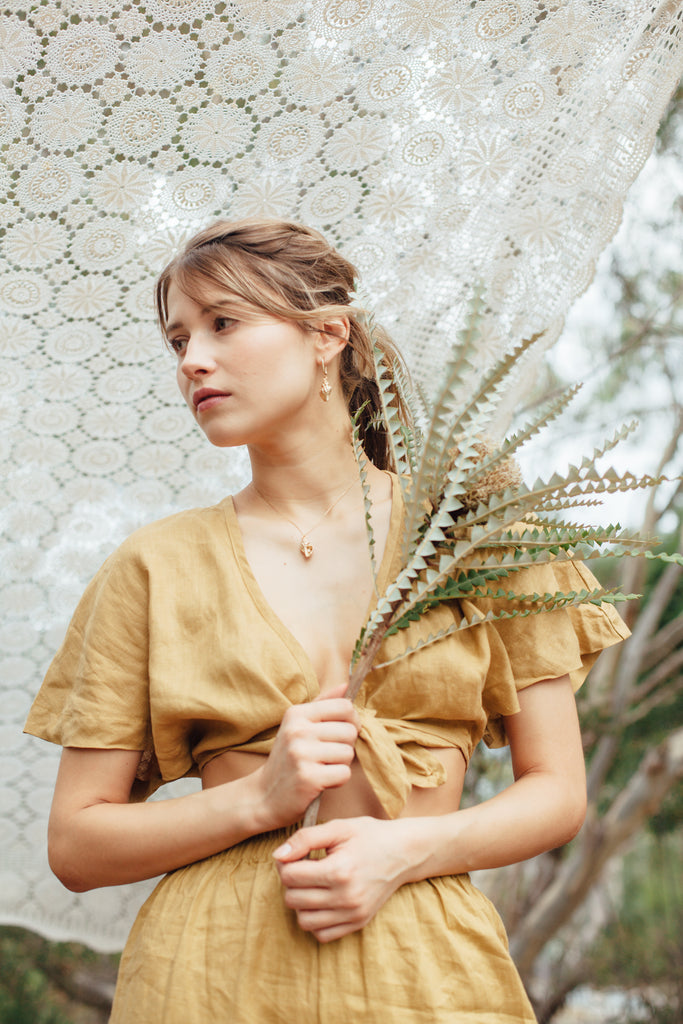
[49, 770, 274, 892]
[395, 767, 586, 885]
[49, 690, 360, 892]
[276, 677, 588, 943]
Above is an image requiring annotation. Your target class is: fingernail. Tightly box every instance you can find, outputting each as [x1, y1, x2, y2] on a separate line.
[273, 842, 292, 859]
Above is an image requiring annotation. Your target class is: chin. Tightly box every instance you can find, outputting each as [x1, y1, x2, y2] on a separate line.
[200, 430, 247, 449]
[196, 417, 258, 448]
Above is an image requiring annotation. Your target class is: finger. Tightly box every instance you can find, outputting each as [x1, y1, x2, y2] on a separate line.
[303, 698, 358, 724]
[314, 762, 353, 789]
[276, 858, 330, 887]
[273, 821, 346, 862]
[294, 907, 367, 942]
[312, 922, 359, 944]
[314, 740, 356, 765]
[313, 682, 349, 701]
[296, 908, 350, 931]
[283, 886, 334, 910]
[309, 722, 358, 746]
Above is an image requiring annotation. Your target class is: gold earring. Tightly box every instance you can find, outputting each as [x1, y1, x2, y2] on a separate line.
[320, 361, 331, 402]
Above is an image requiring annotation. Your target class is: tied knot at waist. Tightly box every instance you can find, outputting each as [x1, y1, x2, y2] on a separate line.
[353, 707, 450, 818]
[226, 707, 460, 819]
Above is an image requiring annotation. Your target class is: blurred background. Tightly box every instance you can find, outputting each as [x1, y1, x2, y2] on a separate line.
[1, 4, 681, 1022]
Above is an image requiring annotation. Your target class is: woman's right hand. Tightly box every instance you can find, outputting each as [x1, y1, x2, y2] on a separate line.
[254, 684, 360, 830]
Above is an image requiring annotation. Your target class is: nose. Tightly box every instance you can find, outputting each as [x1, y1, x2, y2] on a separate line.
[179, 332, 217, 380]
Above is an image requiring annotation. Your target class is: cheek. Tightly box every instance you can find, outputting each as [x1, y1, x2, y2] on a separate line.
[175, 363, 193, 407]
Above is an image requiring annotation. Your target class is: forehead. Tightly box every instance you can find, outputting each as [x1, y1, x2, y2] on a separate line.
[164, 279, 265, 327]
[166, 277, 238, 309]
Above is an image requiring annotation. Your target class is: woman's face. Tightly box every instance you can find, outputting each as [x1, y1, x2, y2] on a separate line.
[165, 279, 323, 451]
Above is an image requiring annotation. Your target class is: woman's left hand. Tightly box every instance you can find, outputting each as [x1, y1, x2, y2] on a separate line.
[273, 817, 414, 943]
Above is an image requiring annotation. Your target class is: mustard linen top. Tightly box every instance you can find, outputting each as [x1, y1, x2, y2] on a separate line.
[25, 476, 630, 817]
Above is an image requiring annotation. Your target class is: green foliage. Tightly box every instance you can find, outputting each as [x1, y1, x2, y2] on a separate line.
[586, 527, 683, 832]
[0, 927, 73, 1024]
[0, 926, 116, 1024]
[304, 299, 681, 825]
[590, 833, 683, 1021]
[350, 302, 681, 683]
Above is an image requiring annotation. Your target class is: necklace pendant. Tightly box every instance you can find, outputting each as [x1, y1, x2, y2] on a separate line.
[300, 537, 313, 559]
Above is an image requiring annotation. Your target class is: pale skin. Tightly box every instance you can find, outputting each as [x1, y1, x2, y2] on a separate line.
[48, 280, 587, 945]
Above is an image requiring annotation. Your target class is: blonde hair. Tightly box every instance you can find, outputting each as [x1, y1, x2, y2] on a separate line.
[155, 216, 412, 471]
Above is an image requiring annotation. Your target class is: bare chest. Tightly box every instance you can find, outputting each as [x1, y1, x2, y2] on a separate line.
[238, 502, 393, 690]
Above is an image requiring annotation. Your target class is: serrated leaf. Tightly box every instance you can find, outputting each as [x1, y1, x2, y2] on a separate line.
[351, 403, 377, 590]
[375, 586, 627, 667]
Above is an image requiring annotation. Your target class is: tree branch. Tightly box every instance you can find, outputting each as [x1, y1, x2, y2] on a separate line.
[630, 648, 683, 708]
[640, 612, 683, 673]
[510, 727, 683, 979]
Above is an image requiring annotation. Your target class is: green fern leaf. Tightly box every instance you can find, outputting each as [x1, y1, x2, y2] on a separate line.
[375, 586, 631, 667]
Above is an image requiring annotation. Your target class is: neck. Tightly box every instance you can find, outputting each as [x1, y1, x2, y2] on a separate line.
[246, 426, 360, 509]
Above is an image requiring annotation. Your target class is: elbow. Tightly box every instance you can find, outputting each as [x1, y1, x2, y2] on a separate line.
[48, 830, 96, 893]
[59, 875, 93, 894]
[49, 852, 92, 893]
[49, 862, 91, 894]
[557, 785, 587, 847]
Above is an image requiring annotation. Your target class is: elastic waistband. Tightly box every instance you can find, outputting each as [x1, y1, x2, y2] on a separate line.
[209, 823, 301, 865]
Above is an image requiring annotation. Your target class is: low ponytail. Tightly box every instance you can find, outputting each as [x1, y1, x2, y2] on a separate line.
[339, 317, 413, 472]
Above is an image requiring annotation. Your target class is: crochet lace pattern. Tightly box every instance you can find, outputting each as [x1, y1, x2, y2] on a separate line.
[2, 0, 682, 949]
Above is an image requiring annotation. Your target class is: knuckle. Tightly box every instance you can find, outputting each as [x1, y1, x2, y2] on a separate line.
[347, 890, 364, 914]
[296, 770, 319, 799]
[283, 709, 310, 735]
[281, 707, 298, 728]
[289, 737, 309, 761]
[288, 720, 308, 743]
[327, 764, 351, 787]
[300, 762, 318, 784]
[331, 864, 352, 888]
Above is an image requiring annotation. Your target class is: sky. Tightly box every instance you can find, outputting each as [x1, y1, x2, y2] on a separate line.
[518, 135, 683, 532]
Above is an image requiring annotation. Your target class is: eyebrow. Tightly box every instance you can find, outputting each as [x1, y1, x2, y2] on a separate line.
[163, 299, 249, 333]
[165, 306, 216, 334]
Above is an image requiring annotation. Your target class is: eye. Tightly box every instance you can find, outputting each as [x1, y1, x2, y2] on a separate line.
[215, 316, 236, 332]
[167, 336, 187, 355]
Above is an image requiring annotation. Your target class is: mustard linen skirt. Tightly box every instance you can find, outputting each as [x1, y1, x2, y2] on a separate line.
[110, 828, 536, 1023]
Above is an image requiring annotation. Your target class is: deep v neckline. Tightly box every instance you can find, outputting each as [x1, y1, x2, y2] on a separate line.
[223, 473, 404, 695]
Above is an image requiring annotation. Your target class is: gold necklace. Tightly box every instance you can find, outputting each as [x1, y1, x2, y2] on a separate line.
[251, 477, 358, 559]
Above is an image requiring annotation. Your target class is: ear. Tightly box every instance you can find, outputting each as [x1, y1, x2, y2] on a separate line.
[313, 317, 350, 363]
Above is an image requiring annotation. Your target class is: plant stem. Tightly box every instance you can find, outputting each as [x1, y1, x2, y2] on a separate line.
[301, 628, 391, 832]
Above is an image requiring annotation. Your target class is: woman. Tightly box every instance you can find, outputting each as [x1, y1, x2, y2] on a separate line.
[25, 217, 630, 1022]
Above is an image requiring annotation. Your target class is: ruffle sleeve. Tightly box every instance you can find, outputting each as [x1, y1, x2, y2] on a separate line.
[24, 536, 156, 798]
[472, 558, 630, 748]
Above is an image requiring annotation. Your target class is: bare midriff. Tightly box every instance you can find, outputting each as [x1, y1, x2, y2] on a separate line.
[201, 746, 467, 821]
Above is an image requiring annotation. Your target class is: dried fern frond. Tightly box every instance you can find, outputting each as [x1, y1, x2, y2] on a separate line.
[351, 403, 377, 588]
[302, 299, 682, 828]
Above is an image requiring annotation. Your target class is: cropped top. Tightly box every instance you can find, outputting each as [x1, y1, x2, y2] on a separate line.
[25, 475, 630, 817]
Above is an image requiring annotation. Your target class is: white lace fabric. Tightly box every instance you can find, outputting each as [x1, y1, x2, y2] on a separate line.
[1, 0, 682, 949]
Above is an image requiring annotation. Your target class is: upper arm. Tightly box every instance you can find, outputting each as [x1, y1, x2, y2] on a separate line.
[503, 674, 586, 817]
[49, 747, 143, 827]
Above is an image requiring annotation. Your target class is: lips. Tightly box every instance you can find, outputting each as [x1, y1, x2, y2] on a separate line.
[192, 387, 231, 410]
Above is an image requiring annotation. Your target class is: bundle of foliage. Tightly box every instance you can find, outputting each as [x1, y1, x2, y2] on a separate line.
[304, 305, 682, 826]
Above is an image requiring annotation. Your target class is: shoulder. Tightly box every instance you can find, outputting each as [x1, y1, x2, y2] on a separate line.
[95, 498, 234, 583]
[117, 499, 231, 557]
